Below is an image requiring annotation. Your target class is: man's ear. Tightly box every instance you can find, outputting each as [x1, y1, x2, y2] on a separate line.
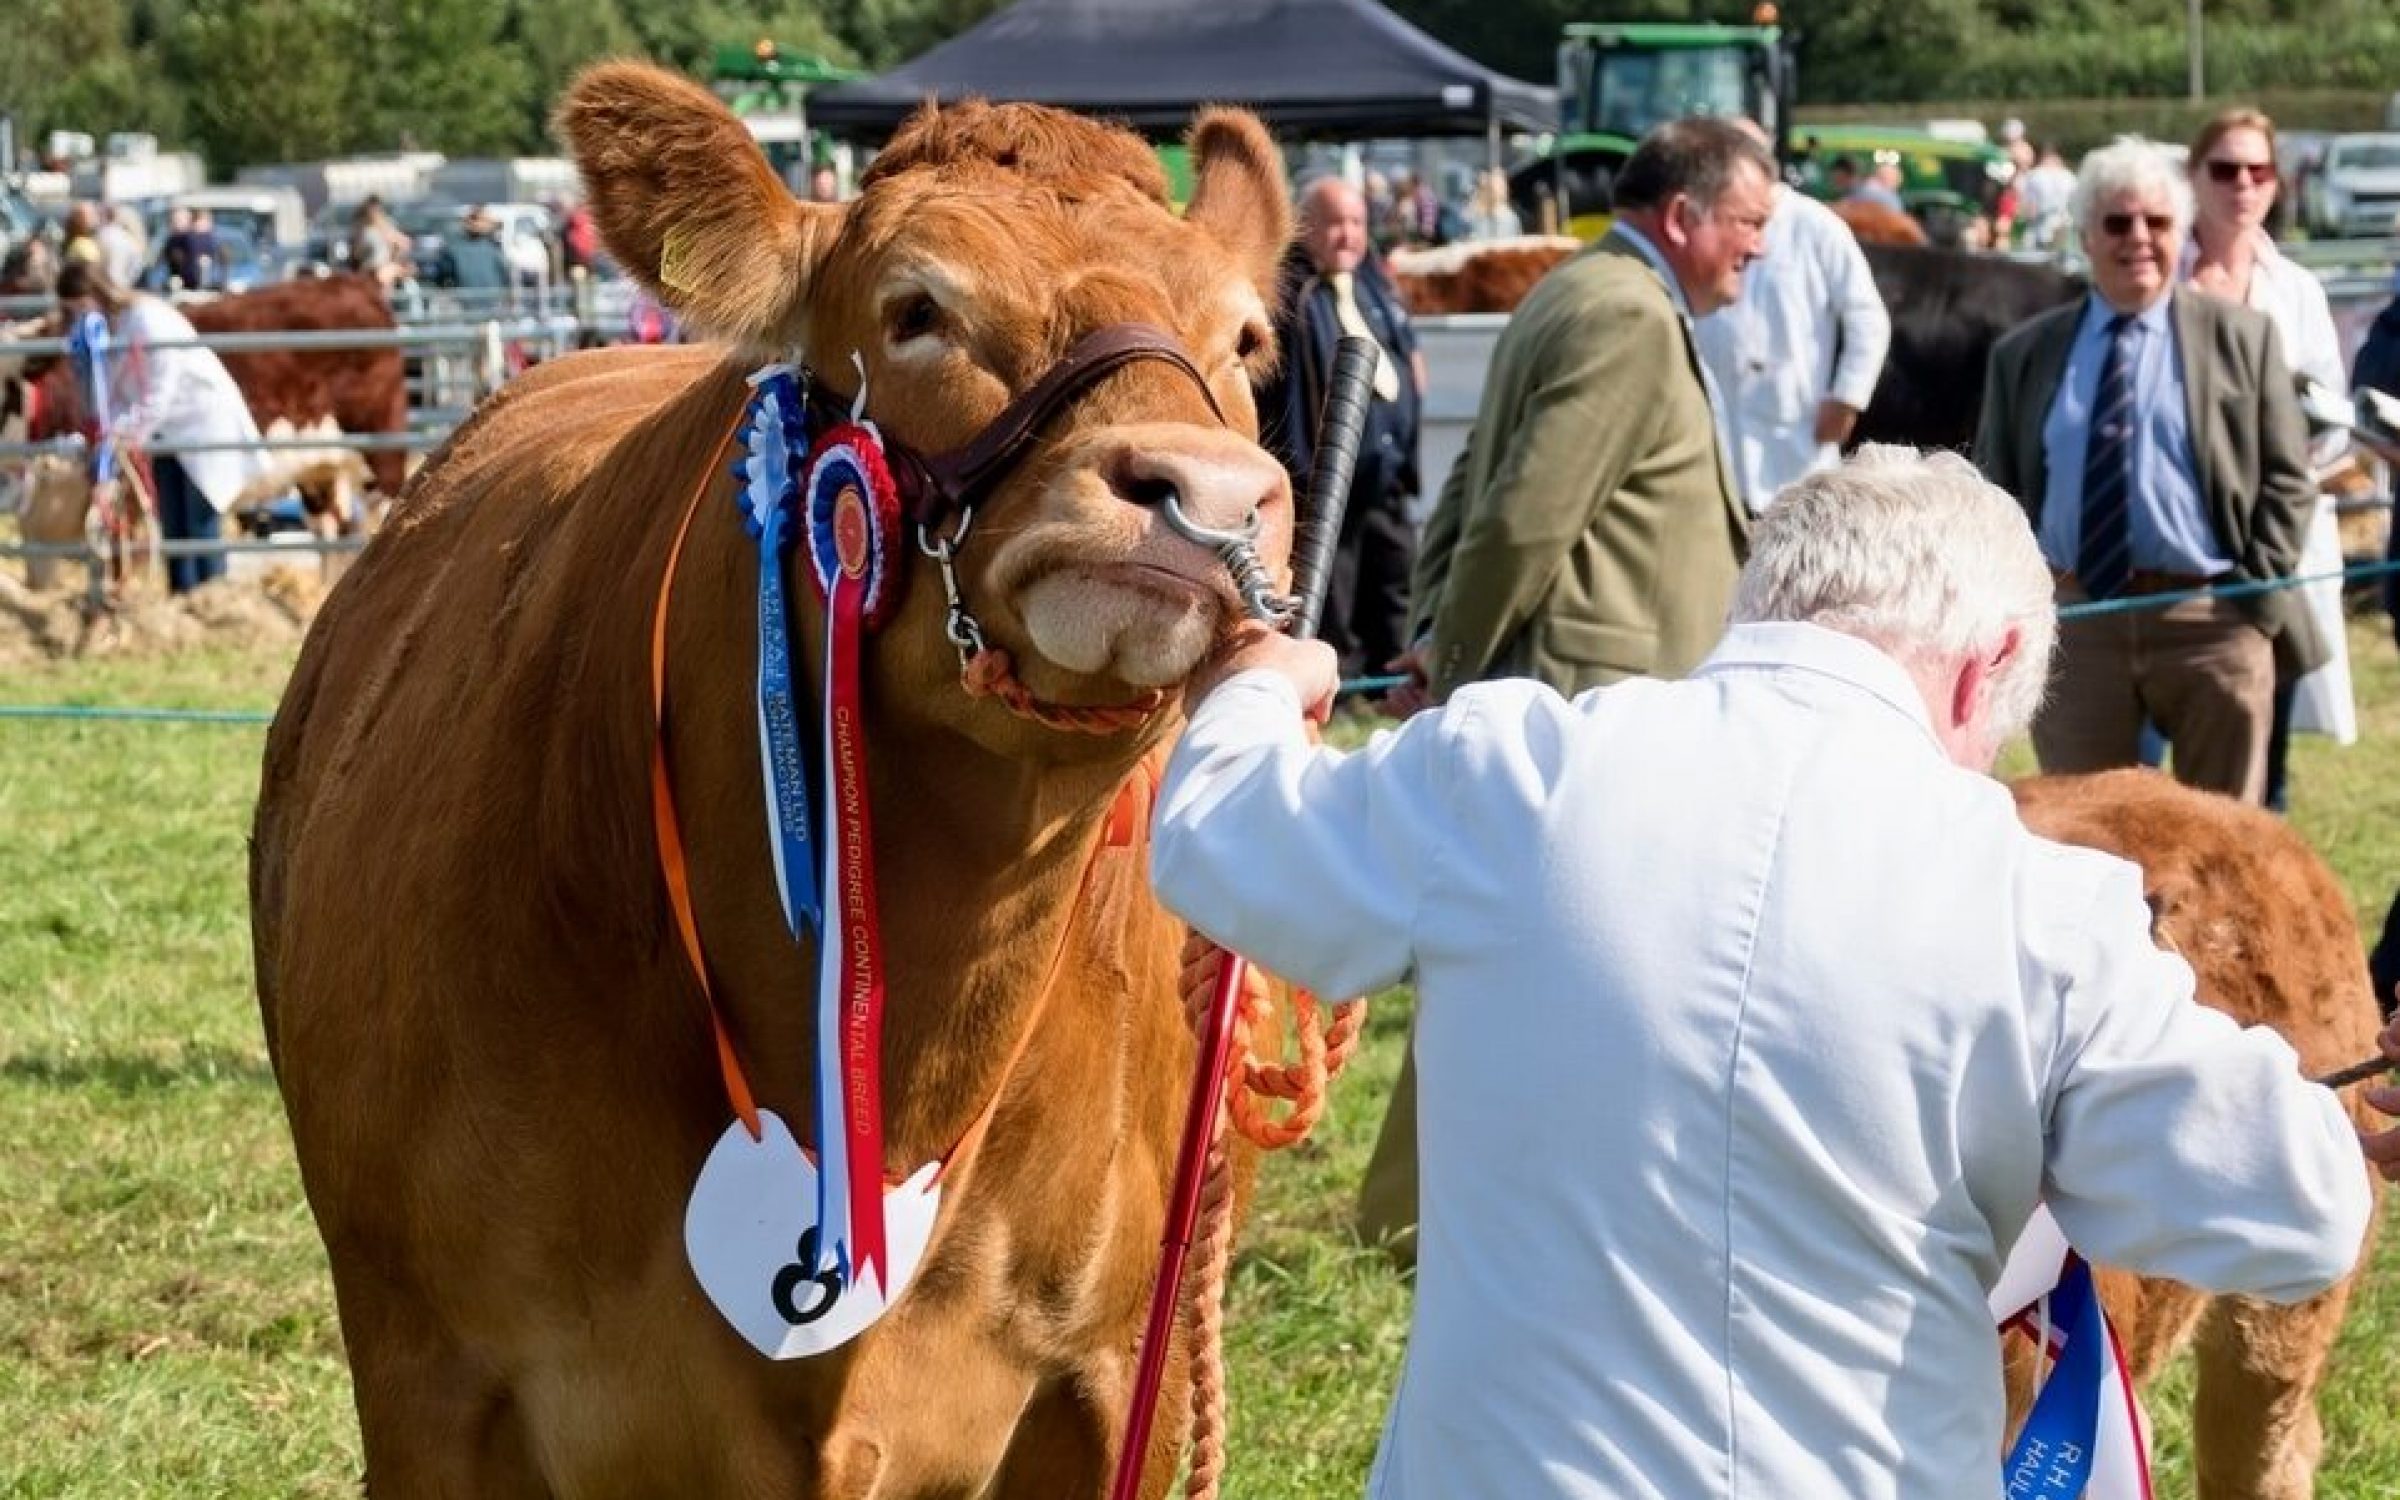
[555, 61, 843, 350]
[1656, 192, 1696, 250]
[1952, 624, 2024, 733]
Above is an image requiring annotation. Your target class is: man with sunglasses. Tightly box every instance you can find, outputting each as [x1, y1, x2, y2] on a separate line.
[1977, 138, 2313, 803]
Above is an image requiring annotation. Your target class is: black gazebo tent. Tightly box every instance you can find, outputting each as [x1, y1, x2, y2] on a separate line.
[807, 0, 1555, 141]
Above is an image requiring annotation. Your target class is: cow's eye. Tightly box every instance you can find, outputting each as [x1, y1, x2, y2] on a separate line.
[1236, 322, 1266, 362]
[887, 292, 944, 343]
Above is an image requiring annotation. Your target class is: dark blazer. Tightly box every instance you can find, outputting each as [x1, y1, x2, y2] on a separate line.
[1261, 249, 1421, 513]
[1974, 287, 2321, 668]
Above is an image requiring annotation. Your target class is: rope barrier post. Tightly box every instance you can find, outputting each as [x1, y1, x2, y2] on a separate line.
[1110, 334, 1378, 1500]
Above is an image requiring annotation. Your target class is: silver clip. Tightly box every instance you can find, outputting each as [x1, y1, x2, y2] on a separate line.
[917, 509, 987, 665]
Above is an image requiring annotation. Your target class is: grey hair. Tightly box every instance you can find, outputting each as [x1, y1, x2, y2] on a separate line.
[1733, 446, 2057, 740]
[2072, 137, 2194, 244]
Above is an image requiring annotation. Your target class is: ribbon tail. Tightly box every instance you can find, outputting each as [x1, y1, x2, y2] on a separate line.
[810, 605, 852, 1278]
[829, 577, 890, 1293]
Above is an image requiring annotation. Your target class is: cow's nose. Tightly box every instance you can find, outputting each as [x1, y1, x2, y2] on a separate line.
[1096, 427, 1290, 536]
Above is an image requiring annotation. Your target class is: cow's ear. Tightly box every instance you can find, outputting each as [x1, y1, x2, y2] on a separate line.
[1184, 109, 1291, 302]
[556, 62, 837, 349]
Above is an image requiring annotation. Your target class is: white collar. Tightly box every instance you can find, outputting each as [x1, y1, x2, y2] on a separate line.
[1696, 621, 1939, 744]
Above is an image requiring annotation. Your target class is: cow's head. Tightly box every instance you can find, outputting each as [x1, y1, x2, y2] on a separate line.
[560, 65, 1295, 741]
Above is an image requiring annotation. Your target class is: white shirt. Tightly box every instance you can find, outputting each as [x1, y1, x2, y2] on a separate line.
[106, 296, 267, 512]
[2180, 229, 2347, 466]
[1151, 621, 2368, 1500]
[1697, 190, 1891, 510]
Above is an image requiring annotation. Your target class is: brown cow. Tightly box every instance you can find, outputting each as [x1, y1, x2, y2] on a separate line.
[188, 274, 410, 500]
[251, 63, 1294, 1498]
[1830, 198, 1930, 247]
[2013, 769, 2383, 1499]
[1388, 235, 1581, 316]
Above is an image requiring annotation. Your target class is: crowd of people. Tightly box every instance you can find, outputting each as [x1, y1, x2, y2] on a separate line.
[1217, 110, 2400, 1495]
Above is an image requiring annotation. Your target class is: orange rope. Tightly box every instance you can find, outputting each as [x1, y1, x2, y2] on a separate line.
[1172, 933, 1365, 1499]
[961, 645, 1165, 735]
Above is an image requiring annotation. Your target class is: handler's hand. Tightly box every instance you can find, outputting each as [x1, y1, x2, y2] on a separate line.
[2360, 1012, 2400, 1182]
[1814, 399, 1862, 447]
[1380, 641, 1434, 720]
[1190, 623, 1339, 724]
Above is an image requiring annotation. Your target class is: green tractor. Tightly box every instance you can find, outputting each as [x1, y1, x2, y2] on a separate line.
[1512, 19, 2012, 245]
[1510, 20, 1795, 240]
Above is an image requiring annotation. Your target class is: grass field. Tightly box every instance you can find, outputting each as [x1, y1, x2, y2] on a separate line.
[5, 623, 2400, 1496]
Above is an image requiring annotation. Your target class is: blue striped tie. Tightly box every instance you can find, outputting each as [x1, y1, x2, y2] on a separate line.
[2077, 314, 2137, 600]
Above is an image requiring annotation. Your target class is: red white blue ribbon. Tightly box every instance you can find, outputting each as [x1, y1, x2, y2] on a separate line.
[1994, 1206, 2152, 1500]
[800, 398, 905, 1298]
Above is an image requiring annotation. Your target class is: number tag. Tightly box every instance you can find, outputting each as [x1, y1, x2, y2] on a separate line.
[683, 1110, 942, 1359]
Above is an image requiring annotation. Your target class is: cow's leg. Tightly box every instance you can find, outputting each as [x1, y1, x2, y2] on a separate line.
[323, 473, 362, 583]
[334, 1266, 554, 1499]
[2189, 1286, 2353, 1500]
[989, 1348, 1186, 1500]
[2098, 1268, 2209, 1386]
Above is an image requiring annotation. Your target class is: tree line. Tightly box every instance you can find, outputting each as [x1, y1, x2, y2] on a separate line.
[5, 0, 2397, 175]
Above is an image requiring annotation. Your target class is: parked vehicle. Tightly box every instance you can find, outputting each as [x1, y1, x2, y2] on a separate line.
[1510, 20, 2005, 247]
[138, 222, 270, 294]
[394, 201, 556, 286]
[2304, 133, 2400, 240]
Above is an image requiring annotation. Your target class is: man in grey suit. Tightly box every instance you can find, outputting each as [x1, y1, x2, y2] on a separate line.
[1365, 118, 1772, 1260]
[1977, 139, 2313, 803]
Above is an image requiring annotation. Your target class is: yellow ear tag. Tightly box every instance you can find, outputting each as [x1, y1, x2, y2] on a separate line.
[659, 223, 701, 299]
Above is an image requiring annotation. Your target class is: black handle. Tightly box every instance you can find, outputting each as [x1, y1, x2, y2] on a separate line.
[1288, 334, 1379, 641]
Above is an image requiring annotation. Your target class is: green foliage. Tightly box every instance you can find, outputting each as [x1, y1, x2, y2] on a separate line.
[353, 0, 537, 156]
[15, 0, 2400, 172]
[1803, 91, 2397, 159]
[166, 0, 359, 170]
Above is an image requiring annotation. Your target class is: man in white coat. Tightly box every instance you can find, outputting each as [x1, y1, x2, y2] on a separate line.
[1696, 169, 1890, 511]
[1150, 445, 2370, 1499]
[56, 260, 267, 593]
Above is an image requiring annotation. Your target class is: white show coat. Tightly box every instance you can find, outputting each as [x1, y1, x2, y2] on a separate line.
[105, 295, 268, 513]
[1696, 190, 1891, 510]
[1152, 621, 2368, 1500]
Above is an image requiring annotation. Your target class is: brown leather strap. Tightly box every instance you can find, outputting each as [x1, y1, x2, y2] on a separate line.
[810, 322, 1226, 528]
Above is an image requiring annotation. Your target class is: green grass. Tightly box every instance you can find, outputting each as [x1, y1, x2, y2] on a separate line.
[3, 625, 2399, 1495]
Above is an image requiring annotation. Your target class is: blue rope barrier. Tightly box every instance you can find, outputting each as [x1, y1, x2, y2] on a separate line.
[1334, 556, 2400, 700]
[2055, 558, 2400, 619]
[13, 557, 2400, 719]
[0, 704, 273, 725]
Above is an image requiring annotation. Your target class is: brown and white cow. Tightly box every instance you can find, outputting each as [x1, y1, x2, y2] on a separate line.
[2, 275, 409, 586]
[2013, 769, 2383, 1500]
[251, 63, 1294, 1498]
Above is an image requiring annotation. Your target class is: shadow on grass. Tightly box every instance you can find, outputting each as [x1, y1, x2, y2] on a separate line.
[1, 1043, 274, 1092]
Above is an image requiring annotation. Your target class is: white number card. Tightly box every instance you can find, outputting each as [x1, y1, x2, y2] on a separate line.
[684, 1110, 942, 1359]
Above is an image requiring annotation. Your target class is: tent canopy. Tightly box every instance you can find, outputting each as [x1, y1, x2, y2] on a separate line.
[807, 0, 1556, 141]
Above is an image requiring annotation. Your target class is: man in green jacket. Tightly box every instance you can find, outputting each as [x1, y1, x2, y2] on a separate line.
[1363, 118, 1774, 1259]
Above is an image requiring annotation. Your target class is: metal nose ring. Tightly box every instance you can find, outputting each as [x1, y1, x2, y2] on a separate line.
[1156, 495, 1291, 627]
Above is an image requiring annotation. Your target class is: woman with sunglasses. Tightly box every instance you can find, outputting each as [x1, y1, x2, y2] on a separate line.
[2181, 107, 2357, 807]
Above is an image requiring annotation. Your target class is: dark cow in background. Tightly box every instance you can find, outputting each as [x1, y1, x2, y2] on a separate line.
[1388, 238, 2084, 459]
[1851, 244, 2083, 453]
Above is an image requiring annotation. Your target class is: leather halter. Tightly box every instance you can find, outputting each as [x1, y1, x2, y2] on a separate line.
[803, 321, 1229, 530]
